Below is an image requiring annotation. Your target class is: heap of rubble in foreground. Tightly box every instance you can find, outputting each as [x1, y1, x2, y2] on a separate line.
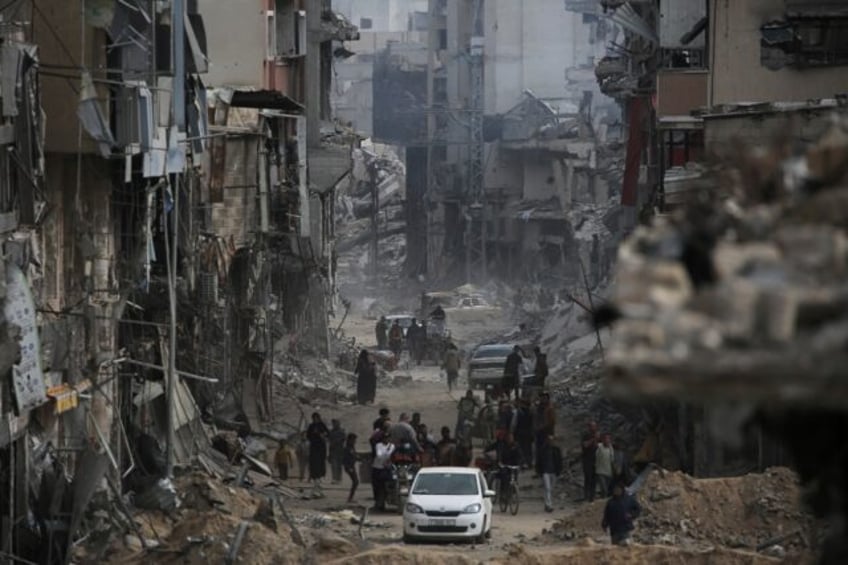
[604, 116, 848, 562]
[606, 119, 848, 405]
[546, 466, 818, 559]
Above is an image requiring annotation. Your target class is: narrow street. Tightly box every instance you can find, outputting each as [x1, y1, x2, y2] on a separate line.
[279, 365, 565, 558]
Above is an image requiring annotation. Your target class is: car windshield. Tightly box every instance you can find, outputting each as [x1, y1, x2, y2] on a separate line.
[412, 473, 479, 495]
[473, 347, 511, 359]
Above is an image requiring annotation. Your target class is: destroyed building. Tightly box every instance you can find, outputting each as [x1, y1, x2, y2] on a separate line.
[566, 0, 848, 211]
[0, 1, 357, 562]
[349, 1, 628, 287]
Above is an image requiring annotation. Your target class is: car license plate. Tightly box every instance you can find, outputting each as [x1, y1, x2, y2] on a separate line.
[429, 519, 456, 526]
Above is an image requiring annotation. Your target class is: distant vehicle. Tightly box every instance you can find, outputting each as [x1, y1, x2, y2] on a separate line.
[467, 344, 532, 391]
[385, 314, 416, 337]
[456, 294, 491, 309]
[402, 466, 494, 544]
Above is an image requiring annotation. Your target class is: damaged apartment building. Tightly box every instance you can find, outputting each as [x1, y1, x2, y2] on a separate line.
[563, 0, 848, 478]
[0, 1, 356, 562]
[372, 0, 625, 288]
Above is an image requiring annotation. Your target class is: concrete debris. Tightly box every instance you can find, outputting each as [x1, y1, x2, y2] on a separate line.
[336, 141, 408, 287]
[606, 118, 848, 406]
[134, 478, 181, 513]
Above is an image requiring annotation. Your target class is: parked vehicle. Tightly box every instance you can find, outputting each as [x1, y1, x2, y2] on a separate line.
[402, 467, 494, 544]
[466, 344, 532, 391]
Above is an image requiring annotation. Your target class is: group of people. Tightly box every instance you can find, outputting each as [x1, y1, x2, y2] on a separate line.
[375, 305, 448, 362]
[473, 392, 560, 511]
[501, 345, 548, 400]
[581, 420, 628, 502]
[580, 420, 641, 545]
[273, 414, 360, 502]
[274, 406, 641, 545]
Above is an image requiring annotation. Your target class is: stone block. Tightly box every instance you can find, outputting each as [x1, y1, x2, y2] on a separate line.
[615, 255, 693, 309]
[713, 242, 781, 280]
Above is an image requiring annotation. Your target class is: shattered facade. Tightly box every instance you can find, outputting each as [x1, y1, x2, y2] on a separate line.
[418, 0, 624, 287]
[0, 0, 355, 562]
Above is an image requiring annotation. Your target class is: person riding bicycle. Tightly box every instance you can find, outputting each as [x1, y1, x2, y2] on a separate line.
[497, 433, 523, 489]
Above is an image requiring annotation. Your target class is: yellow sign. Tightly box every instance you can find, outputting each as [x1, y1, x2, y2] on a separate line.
[47, 384, 79, 415]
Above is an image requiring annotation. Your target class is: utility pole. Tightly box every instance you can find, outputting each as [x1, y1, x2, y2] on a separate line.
[465, 0, 486, 283]
[370, 161, 379, 285]
[166, 0, 186, 479]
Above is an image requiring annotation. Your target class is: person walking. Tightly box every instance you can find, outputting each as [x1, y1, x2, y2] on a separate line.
[373, 407, 390, 432]
[372, 428, 395, 511]
[274, 438, 296, 481]
[406, 319, 420, 359]
[595, 433, 615, 498]
[306, 413, 329, 485]
[602, 481, 642, 545]
[375, 316, 388, 349]
[456, 390, 479, 445]
[435, 426, 456, 465]
[502, 346, 524, 400]
[538, 435, 559, 512]
[296, 431, 309, 481]
[514, 399, 534, 469]
[355, 350, 377, 405]
[328, 419, 346, 484]
[581, 421, 600, 501]
[534, 393, 556, 474]
[532, 346, 548, 388]
[343, 433, 360, 503]
[388, 321, 403, 358]
[442, 342, 461, 392]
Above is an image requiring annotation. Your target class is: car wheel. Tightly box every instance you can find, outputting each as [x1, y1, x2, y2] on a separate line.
[403, 533, 415, 544]
[476, 518, 487, 544]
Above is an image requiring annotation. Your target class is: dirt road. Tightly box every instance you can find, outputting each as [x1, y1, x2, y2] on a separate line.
[276, 361, 574, 559]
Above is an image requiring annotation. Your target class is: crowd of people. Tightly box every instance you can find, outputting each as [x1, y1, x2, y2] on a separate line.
[273, 314, 641, 545]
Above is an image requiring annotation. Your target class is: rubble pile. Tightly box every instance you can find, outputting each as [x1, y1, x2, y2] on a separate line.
[336, 142, 408, 288]
[492, 543, 780, 565]
[605, 119, 848, 406]
[547, 467, 818, 557]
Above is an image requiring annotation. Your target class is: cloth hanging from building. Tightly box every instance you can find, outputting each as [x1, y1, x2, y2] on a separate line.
[621, 97, 646, 207]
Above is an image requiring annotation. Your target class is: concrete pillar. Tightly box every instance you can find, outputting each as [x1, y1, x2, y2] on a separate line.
[306, 3, 322, 148]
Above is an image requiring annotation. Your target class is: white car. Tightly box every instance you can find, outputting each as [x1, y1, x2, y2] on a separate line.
[402, 467, 494, 544]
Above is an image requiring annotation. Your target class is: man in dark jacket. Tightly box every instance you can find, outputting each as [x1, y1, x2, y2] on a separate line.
[581, 420, 600, 502]
[514, 399, 534, 469]
[502, 346, 524, 400]
[532, 346, 548, 388]
[538, 435, 558, 512]
[602, 481, 642, 545]
[375, 316, 388, 349]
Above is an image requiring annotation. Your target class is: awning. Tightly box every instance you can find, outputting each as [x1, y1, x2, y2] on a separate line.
[229, 90, 305, 113]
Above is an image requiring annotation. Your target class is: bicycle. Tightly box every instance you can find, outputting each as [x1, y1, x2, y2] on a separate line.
[497, 465, 520, 515]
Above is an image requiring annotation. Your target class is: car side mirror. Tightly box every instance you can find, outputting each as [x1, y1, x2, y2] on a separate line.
[400, 488, 409, 497]
[483, 489, 495, 498]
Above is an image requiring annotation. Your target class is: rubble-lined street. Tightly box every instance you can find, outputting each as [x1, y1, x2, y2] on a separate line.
[0, 0, 845, 564]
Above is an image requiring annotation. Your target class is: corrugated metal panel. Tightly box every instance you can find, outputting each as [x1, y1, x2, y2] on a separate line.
[610, 3, 658, 44]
